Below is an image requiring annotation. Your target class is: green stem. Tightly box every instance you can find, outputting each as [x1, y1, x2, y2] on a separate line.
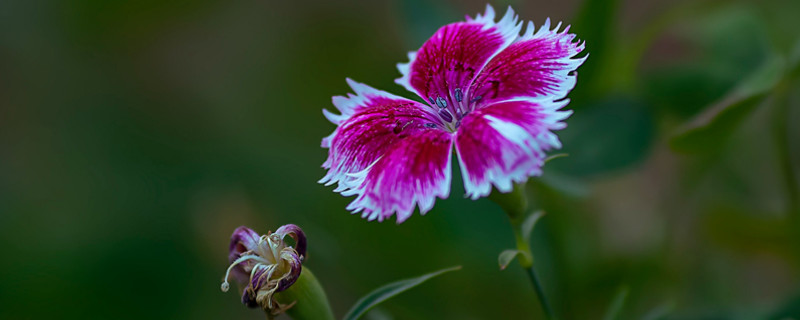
[274, 267, 336, 320]
[491, 183, 556, 319]
[511, 218, 555, 320]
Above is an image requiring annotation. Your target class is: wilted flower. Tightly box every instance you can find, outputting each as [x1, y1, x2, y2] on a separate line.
[221, 224, 306, 312]
[320, 5, 586, 223]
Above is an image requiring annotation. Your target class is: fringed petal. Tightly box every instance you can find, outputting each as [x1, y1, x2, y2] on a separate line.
[468, 19, 586, 106]
[455, 99, 571, 199]
[321, 79, 444, 190]
[342, 129, 453, 223]
[396, 5, 522, 114]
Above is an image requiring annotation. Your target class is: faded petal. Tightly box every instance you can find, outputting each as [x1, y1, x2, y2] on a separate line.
[276, 249, 303, 292]
[275, 224, 307, 259]
[343, 129, 453, 223]
[229, 226, 260, 262]
[242, 288, 259, 308]
[469, 19, 586, 106]
[455, 99, 571, 199]
[228, 226, 261, 284]
[396, 5, 521, 108]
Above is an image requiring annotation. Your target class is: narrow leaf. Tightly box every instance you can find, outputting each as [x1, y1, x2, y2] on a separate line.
[544, 153, 568, 164]
[522, 210, 545, 243]
[670, 55, 785, 153]
[343, 266, 461, 320]
[498, 249, 523, 270]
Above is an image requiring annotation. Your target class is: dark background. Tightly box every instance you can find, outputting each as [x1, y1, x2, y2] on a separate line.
[1, 0, 799, 319]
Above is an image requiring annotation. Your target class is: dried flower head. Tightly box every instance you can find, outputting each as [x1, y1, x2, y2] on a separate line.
[221, 224, 306, 312]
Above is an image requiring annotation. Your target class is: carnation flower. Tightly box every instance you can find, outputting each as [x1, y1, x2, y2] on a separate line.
[320, 5, 585, 223]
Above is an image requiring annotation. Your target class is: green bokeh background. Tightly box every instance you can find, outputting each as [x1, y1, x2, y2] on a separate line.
[1, 0, 799, 319]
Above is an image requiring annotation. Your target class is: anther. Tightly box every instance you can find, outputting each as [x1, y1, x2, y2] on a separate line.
[439, 109, 453, 122]
[221, 281, 230, 292]
[428, 96, 436, 105]
[454, 88, 462, 102]
[435, 96, 447, 108]
[470, 95, 482, 103]
[424, 123, 437, 128]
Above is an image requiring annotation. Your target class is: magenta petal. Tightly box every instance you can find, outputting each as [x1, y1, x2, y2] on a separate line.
[396, 5, 521, 108]
[321, 79, 443, 191]
[343, 129, 453, 223]
[469, 19, 586, 105]
[455, 99, 571, 199]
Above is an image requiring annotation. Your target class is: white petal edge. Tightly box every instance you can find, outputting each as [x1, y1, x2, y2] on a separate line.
[512, 19, 588, 102]
[457, 99, 572, 200]
[319, 78, 416, 188]
[395, 4, 523, 99]
[341, 143, 454, 223]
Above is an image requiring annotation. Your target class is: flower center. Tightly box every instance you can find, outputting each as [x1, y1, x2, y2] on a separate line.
[428, 87, 482, 132]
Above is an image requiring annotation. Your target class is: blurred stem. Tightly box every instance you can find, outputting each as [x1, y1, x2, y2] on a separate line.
[274, 267, 335, 320]
[490, 183, 555, 320]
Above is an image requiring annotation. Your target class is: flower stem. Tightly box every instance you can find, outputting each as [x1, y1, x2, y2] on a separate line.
[510, 216, 555, 320]
[491, 183, 556, 319]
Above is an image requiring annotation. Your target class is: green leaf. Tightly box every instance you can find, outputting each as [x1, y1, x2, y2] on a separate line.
[521, 210, 545, 243]
[552, 96, 655, 176]
[342, 266, 461, 320]
[670, 55, 786, 153]
[498, 249, 523, 270]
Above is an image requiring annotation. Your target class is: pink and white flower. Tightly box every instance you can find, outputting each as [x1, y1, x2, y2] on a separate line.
[320, 5, 586, 223]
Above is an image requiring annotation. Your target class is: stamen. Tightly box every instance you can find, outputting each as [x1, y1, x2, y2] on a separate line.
[454, 88, 462, 102]
[439, 109, 453, 122]
[435, 96, 447, 108]
[221, 254, 263, 292]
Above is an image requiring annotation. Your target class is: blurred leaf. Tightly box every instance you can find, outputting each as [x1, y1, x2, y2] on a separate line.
[670, 55, 785, 153]
[603, 286, 629, 320]
[521, 210, 545, 243]
[343, 266, 461, 320]
[498, 249, 523, 270]
[644, 3, 772, 118]
[703, 206, 793, 256]
[553, 97, 655, 177]
[644, 65, 739, 117]
[571, 0, 619, 99]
